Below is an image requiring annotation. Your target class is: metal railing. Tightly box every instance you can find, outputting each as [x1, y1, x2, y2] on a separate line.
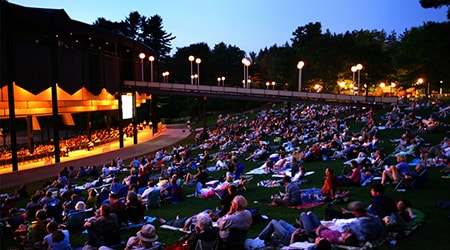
[124, 81, 397, 105]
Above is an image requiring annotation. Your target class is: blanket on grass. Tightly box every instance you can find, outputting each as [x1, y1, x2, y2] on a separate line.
[267, 201, 325, 210]
[82, 216, 157, 234]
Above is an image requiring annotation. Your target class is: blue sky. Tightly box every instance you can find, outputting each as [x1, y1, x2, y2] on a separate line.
[9, 0, 448, 54]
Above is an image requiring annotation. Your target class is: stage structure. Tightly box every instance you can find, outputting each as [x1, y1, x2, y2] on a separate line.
[1, 1, 156, 171]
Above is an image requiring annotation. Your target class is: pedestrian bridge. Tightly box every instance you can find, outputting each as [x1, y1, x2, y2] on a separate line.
[124, 81, 397, 106]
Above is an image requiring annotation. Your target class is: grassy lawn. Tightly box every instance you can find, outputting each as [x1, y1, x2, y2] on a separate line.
[1, 103, 450, 250]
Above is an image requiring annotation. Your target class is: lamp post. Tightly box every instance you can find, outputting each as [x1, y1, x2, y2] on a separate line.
[356, 64, 363, 95]
[242, 58, 251, 88]
[271, 81, 276, 90]
[297, 60, 304, 92]
[193, 74, 198, 85]
[189, 56, 195, 84]
[380, 82, 386, 96]
[351, 66, 357, 95]
[195, 58, 201, 85]
[418, 78, 424, 97]
[162, 71, 169, 83]
[339, 81, 346, 94]
[390, 82, 396, 97]
[266, 81, 270, 89]
[149, 56, 155, 82]
[217, 76, 225, 86]
[314, 84, 321, 92]
[139, 52, 146, 81]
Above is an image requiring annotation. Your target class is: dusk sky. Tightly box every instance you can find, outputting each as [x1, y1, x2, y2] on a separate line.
[9, 0, 448, 55]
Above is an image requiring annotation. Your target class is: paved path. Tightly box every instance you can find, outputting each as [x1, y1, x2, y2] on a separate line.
[0, 124, 191, 190]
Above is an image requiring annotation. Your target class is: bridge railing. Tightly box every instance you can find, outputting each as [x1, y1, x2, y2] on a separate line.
[123, 81, 397, 105]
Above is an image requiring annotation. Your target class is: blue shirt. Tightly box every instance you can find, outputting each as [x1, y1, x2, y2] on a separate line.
[43, 229, 72, 250]
[348, 214, 385, 241]
[285, 182, 302, 206]
[396, 161, 410, 175]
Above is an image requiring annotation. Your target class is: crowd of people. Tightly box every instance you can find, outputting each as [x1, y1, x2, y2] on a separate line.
[0, 123, 145, 166]
[0, 98, 448, 249]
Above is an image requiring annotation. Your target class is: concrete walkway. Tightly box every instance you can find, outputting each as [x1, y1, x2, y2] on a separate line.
[0, 124, 192, 190]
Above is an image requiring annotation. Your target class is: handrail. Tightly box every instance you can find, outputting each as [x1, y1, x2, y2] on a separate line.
[123, 81, 397, 105]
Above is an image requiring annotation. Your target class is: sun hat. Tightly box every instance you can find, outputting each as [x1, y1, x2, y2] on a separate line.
[137, 224, 158, 242]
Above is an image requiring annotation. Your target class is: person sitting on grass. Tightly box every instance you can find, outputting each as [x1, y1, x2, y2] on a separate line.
[184, 164, 209, 188]
[367, 183, 397, 219]
[121, 224, 162, 250]
[218, 184, 238, 217]
[340, 160, 361, 187]
[185, 213, 219, 250]
[83, 204, 120, 248]
[42, 220, 72, 250]
[140, 180, 160, 205]
[217, 195, 252, 248]
[321, 168, 341, 201]
[381, 154, 409, 185]
[272, 176, 302, 207]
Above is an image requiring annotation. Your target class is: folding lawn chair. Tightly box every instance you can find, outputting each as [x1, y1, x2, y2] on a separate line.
[395, 167, 429, 191]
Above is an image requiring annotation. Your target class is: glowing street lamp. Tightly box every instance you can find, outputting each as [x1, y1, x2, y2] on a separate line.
[390, 82, 396, 96]
[189, 55, 195, 84]
[217, 76, 226, 86]
[351, 66, 357, 94]
[162, 71, 170, 83]
[242, 58, 251, 88]
[149, 56, 155, 82]
[193, 74, 198, 85]
[416, 78, 425, 97]
[297, 60, 305, 92]
[139, 52, 146, 81]
[356, 64, 363, 94]
[314, 84, 321, 92]
[195, 58, 201, 85]
[271, 81, 276, 90]
[338, 81, 346, 94]
[266, 81, 270, 89]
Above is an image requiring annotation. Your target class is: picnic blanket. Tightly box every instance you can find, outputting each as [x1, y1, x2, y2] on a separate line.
[267, 201, 325, 210]
[246, 165, 268, 175]
[267, 187, 328, 209]
[82, 216, 157, 233]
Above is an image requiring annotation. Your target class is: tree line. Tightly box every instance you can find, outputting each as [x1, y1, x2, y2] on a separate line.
[94, 5, 449, 119]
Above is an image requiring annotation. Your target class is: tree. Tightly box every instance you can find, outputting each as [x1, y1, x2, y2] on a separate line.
[420, 0, 450, 19]
[141, 15, 175, 62]
[393, 22, 450, 93]
[123, 11, 144, 41]
[94, 12, 175, 62]
[93, 18, 124, 35]
[291, 22, 323, 47]
[210, 42, 246, 87]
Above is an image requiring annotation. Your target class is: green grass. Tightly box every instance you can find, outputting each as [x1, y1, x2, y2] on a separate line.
[1, 104, 450, 250]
